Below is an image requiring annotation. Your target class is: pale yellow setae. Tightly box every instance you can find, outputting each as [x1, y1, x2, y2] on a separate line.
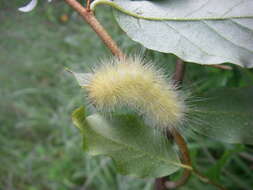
[85, 56, 187, 130]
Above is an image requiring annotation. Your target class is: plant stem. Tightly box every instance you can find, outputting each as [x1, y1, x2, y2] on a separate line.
[173, 59, 186, 85]
[86, 0, 91, 11]
[64, 0, 124, 59]
[208, 64, 232, 70]
[155, 178, 168, 190]
[161, 59, 228, 190]
[169, 60, 192, 188]
[165, 129, 192, 189]
[192, 169, 228, 190]
[155, 59, 191, 190]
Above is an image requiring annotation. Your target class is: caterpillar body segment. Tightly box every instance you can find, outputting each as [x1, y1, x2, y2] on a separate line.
[84, 56, 187, 130]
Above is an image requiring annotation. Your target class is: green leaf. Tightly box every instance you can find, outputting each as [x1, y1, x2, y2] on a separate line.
[193, 87, 253, 145]
[206, 145, 244, 182]
[65, 68, 92, 87]
[72, 107, 183, 178]
[92, 0, 253, 67]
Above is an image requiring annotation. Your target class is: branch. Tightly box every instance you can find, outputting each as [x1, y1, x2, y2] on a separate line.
[209, 64, 232, 70]
[155, 59, 191, 190]
[170, 59, 228, 190]
[169, 59, 191, 188]
[86, 0, 91, 11]
[173, 59, 186, 85]
[155, 178, 168, 190]
[165, 129, 192, 189]
[64, 0, 124, 59]
[157, 59, 228, 190]
[193, 169, 228, 190]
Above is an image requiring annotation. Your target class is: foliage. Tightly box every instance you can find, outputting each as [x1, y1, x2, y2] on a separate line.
[1, 1, 253, 190]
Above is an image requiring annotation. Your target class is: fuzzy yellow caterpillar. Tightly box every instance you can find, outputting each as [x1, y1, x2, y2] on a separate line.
[84, 56, 187, 130]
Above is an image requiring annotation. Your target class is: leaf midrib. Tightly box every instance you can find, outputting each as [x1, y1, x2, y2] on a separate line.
[92, 0, 253, 21]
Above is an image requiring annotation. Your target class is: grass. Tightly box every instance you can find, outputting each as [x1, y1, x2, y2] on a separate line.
[0, 1, 253, 190]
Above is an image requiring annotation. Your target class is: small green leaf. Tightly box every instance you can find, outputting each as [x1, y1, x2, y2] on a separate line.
[193, 87, 253, 145]
[72, 107, 183, 178]
[66, 69, 92, 87]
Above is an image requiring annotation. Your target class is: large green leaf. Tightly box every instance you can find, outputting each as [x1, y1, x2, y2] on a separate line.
[92, 0, 253, 67]
[192, 87, 253, 145]
[72, 107, 183, 178]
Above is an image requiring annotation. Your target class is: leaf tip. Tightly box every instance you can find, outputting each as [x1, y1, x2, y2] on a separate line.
[72, 106, 86, 130]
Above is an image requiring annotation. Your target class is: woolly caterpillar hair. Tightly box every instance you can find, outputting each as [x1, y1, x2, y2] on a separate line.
[84, 56, 188, 131]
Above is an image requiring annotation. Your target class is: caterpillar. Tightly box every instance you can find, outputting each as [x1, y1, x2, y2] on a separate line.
[83, 56, 188, 131]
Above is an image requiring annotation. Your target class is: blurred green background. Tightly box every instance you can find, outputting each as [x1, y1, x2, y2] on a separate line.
[1, 1, 253, 190]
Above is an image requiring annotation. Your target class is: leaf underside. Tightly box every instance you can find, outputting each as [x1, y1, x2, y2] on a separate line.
[72, 107, 181, 178]
[92, 0, 253, 67]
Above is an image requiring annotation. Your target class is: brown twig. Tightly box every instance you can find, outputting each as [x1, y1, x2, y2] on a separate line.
[158, 59, 191, 189]
[157, 59, 228, 190]
[86, 0, 91, 11]
[173, 59, 186, 84]
[165, 129, 192, 189]
[155, 178, 168, 190]
[169, 59, 228, 190]
[64, 0, 124, 59]
[209, 64, 232, 70]
[239, 152, 253, 162]
[193, 169, 228, 190]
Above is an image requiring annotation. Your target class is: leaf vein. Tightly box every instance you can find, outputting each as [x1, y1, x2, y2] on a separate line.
[202, 20, 253, 54]
[164, 22, 238, 62]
